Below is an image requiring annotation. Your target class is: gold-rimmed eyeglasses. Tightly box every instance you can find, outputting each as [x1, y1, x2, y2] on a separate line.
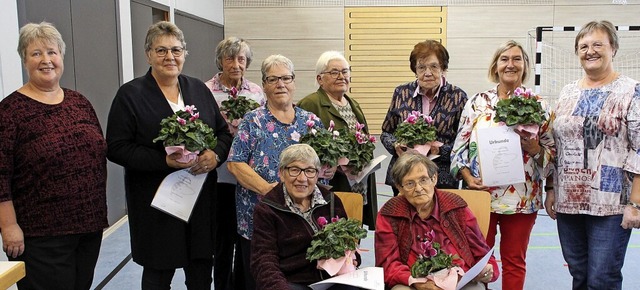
[285, 166, 318, 178]
[577, 42, 608, 54]
[401, 176, 435, 191]
[416, 63, 441, 75]
[153, 46, 185, 57]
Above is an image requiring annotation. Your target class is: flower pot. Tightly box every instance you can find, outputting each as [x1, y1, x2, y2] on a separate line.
[165, 145, 199, 163]
[514, 124, 540, 140]
[337, 157, 350, 166]
[316, 250, 357, 276]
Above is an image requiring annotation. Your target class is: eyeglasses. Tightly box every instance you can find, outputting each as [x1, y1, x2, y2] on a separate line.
[401, 176, 434, 191]
[285, 166, 318, 178]
[416, 63, 441, 74]
[320, 68, 351, 79]
[264, 75, 295, 85]
[153, 46, 185, 57]
[577, 42, 608, 54]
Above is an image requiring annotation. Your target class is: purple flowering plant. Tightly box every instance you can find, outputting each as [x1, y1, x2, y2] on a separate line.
[306, 216, 367, 261]
[152, 105, 217, 152]
[410, 229, 457, 278]
[299, 114, 349, 167]
[220, 86, 260, 121]
[394, 111, 437, 148]
[338, 123, 376, 174]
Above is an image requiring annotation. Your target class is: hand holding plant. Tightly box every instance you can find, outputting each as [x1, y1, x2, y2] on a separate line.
[299, 115, 348, 176]
[153, 105, 217, 163]
[306, 216, 367, 276]
[394, 111, 442, 156]
[339, 123, 376, 175]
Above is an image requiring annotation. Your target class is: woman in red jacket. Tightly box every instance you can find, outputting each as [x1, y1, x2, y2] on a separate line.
[375, 153, 498, 290]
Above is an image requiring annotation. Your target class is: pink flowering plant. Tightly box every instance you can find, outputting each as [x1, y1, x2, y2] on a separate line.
[394, 111, 437, 148]
[338, 123, 376, 174]
[153, 105, 217, 152]
[494, 87, 546, 126]
[410, 230, 457, 278]
[299, 115, 348, 168]
[220, 87, 260, 121]
[306, 216, 367, 261]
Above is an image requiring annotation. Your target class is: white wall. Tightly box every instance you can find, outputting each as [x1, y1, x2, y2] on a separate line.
[0, 0, 22, 98]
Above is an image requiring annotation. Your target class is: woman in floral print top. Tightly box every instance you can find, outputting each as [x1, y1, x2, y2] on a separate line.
[227, 54, 321, 290]
[450, 40, 555, 290]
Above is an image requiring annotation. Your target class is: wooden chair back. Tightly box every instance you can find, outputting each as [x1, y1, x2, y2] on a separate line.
[445, 189, 491, 238]
[334, 191, 364, 225]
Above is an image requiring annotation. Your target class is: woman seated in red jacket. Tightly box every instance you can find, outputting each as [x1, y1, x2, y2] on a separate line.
[375, 153, 499, 290]
[251, 144, 360, 290]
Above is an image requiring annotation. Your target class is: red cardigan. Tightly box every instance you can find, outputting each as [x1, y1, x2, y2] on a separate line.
[375, 189, 499, 288]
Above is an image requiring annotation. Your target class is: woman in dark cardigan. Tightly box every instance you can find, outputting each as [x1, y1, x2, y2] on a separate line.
[106, 21, 232, 289]
[251, 144, 358, 290]
[297, 50, 378, 230]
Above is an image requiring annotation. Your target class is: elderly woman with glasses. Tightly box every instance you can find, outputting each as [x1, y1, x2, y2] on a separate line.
[106, 21, 232, 289]
[297, 50, 378, 230]
[204, 36, 264, 290]
[227, 54, 322, 290]
[251, 144, 360, 290]
[375, 153, 499, 290]
[547, 20, 640, 289]
[381, 40, 468, 196]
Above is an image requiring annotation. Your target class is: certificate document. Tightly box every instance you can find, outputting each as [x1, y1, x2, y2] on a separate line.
[456, 248, 494, 290]
[309, 267, 384, 290]
[151, 169, 208, 222]
[476, 126, 525, 187]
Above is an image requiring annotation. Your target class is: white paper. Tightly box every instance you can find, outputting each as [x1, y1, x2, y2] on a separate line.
[476, 126, 526, 186]
[456, 248, 494, 290]
[343, 155, 388, 185]
[309, 266, 384, 290]
[151, 169, 207, 222]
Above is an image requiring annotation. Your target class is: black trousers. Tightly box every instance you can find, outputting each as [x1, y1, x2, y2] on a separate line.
[213, 182, 237, 290]
[9, 231, 102, 290]
[141, 258, 213, 290]
[235, 236, 256, 290]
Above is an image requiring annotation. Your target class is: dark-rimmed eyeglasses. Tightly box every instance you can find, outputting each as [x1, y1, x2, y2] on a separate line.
[285, 166, 318, 178]
[153, 46, 185, 57]
[401, 176, 434, 191]
[320, 68, 351, 79]
[264, 75, 295, 85]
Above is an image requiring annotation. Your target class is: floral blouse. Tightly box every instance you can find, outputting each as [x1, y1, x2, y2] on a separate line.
[553, 75, 640, 216]
[228, 106, 321, 239]
[450, 86, 555, 214]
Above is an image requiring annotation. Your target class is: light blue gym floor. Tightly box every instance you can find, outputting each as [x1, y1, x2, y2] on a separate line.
[3, 140, 639, 289]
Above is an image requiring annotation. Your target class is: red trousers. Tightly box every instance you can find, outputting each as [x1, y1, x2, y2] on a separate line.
[486, 212, 537, 290]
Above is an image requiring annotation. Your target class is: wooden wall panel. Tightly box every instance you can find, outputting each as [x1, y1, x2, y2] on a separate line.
[345, 6, 447, 134]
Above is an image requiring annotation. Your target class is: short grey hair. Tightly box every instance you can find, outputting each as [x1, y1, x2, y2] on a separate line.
[144, 21, 187, 54]
[261, 54, 295, 82]
[17, 22, 66, 63]
[487, 40, 530, 84]
[575, 20, 619, 56]
[279, 144, 321, 170]
[390, 153, 438, 186]
[315, 50, 348, 76]
[215, 37, 254, 71]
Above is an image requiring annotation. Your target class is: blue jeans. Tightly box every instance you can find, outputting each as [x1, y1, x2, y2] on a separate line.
[556, 213, 631, 290]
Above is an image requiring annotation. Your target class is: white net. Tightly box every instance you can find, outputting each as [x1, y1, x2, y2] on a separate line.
[531, 27, 640, 106]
